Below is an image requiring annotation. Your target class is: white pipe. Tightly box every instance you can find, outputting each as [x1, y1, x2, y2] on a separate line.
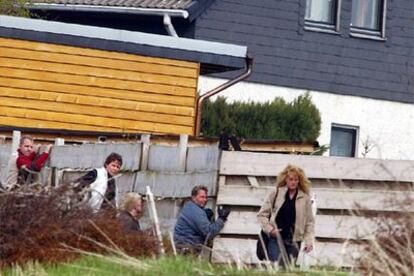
[163, 14, 178, 37]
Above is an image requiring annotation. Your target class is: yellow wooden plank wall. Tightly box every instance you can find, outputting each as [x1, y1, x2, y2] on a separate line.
[0, 38, 199, 135]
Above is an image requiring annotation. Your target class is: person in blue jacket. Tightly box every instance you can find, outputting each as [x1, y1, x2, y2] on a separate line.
[173, 185, 231, 255]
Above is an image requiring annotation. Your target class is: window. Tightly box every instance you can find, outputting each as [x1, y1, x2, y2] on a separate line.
[350, 0, 386, 39]
[305, 0, 340, 32]
[330, 124, 358, 157]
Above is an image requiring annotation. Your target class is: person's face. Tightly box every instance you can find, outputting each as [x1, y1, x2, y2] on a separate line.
[132, 199, 143, 218]
[19, 139, 34, 157]
[192, 190, 208, 208]
[105, 160, 121, 176]
[286, 172, 299, 191]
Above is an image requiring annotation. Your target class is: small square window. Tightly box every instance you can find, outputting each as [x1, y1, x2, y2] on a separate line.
[350, 0, 387, 39]
[305, 0, 341, 33]
[330, 124, 359, 157]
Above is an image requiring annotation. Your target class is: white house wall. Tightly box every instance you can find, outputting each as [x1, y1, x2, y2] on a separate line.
[199, 77, 414, 160]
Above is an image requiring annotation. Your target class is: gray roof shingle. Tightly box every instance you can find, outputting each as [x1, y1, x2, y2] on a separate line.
[33, 0, 193, 9]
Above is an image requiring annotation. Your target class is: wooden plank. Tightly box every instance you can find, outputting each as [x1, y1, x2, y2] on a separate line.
[0, 38, 199, 68]
[212, 238, 361, 267]
[0, 107, 193, 134]
[0, 96, 194, 126]
[0, 86, 195, 116]
[50, 143, 141, 170]
[221, 211, 377, 240]
[0, 47, 198, 78]
[148, 146, 182, 172]
[0, 79, 196, 108]
[220, 151, 414, 182]
[216, 185, 414, 212]
[0, 67, 196, 97]
[0, 57, 197, 88]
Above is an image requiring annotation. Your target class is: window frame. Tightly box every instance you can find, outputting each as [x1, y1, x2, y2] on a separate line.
[329, 123, 359, 158]
[350, 0, 387, 40]
[304, 0, 342, 34]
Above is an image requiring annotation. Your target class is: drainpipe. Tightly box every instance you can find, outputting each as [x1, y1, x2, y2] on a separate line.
[195, 55, 253, 136]
[163, 14, 178, 37]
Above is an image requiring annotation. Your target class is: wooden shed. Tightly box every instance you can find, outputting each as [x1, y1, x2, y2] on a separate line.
[0, 15, 249, 137]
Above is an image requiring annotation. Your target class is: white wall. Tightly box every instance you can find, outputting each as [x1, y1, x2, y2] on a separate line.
[198, 77, 414, 160]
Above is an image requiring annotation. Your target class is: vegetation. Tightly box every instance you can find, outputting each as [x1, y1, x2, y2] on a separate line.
[201, 93, 321, 142]
[0, 0, 31, 17]
[3, 255, 350, 276]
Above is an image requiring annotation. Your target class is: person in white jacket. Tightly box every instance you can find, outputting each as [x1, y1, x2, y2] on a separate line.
[75, 152, 122, 211]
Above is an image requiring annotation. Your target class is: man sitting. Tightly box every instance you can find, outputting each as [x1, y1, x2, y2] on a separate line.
[16, 135, 52, 185]
[173, 185, 231, 255]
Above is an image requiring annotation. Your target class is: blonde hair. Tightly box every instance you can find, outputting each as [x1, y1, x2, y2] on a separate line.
[120, 192, 142, 212]
[276, 164, 311, 195]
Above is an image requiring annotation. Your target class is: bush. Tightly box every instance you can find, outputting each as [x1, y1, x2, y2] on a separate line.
[0, 0, 31, 17]
[0, 185, 158, 268]
[201, 93, 321, 142]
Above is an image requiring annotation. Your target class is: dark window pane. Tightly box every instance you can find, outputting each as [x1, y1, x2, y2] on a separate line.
[351, 0, 382, 30]
[305, 0, 337, 25]
[330, 127, 357, 157]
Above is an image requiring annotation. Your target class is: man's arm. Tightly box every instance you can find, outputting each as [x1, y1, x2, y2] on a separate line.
[192, 211, 225, 241]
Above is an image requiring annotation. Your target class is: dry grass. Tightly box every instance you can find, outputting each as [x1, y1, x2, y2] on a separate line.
[0, 184, 158, 268]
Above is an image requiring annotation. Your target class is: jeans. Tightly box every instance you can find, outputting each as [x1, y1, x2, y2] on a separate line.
[267, 237, 301, 268]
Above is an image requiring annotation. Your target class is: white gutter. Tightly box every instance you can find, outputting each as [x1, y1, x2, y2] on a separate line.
[29, 4, 189, 18]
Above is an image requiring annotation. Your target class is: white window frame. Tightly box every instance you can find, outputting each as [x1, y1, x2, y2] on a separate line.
[350, 0, 387, 40]
[304, 0, 342, 34]
[329, 123, 359, 158]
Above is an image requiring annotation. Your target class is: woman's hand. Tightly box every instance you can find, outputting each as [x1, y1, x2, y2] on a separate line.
[304, 244, 313, 253]
[269, 227, 281, 237]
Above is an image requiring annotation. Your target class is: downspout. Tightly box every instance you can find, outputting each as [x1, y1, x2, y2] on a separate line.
[163, 14, 178, 37]
[195, 55, 253, 136]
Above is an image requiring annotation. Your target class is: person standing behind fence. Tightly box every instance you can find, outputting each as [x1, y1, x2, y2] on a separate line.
[173, 185, 231, 255]
[74, 152, 122, 211]
[118, 192, 143, 232]
[257, 164, 314, 267]
[16, 135, 52, 185]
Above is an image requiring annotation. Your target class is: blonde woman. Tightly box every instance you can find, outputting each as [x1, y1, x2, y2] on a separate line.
[118, 192, 143, 232]
[257, 164, 314, 266]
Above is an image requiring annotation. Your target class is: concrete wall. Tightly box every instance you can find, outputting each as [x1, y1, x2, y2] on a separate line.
[199, 76, 414, 160]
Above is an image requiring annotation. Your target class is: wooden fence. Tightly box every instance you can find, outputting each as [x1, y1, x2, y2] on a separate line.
[212, 151, 414, 267]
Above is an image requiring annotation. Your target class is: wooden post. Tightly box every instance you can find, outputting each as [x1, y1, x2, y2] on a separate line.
[146, 186, 165, 255]
[178, 134, 188, 171]
[140, 134, 150, 171]
[51, 138, 65, 186]
[3, 131, 21, 189]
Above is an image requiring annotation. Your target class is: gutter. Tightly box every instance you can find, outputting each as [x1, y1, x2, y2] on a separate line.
[195, 55, 253, 136]
[29, 4, 189, 18]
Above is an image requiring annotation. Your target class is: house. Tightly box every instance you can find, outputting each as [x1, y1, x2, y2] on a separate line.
[0, 14, 249, 138]
[28, 0, 414, 160]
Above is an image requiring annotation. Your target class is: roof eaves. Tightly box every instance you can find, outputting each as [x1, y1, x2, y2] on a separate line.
[29, 3, 189, 18]
[185, 0, 216, 22]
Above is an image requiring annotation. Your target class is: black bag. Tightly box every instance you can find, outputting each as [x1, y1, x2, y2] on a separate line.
[256, 230, 270, 260]
[256, 188, 278, 261]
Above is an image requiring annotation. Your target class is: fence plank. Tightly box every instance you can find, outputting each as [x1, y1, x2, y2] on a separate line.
[50, 143, 141, 170]
[134, 171, 218, 197]
[186, 145, 220, 172]
[212, 238, 361, 267]
[220, 151, 414, 182]
[216, 185, 414, 212]
[221, 211, 377, 240]
[148, 145, 182, 172]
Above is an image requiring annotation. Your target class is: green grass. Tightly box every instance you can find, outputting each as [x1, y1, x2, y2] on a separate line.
[3, 255, 351, 276]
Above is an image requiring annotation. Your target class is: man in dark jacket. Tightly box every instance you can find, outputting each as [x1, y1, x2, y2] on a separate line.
[173, 185, 230, 255]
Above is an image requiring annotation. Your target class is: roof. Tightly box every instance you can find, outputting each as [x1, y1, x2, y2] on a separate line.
[31, 0, 215, 21]
[0, 15, 248, 74]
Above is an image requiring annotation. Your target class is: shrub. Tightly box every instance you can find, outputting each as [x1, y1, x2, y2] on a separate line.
[201, 93, 321, 142]
[0, 185, 158, 268]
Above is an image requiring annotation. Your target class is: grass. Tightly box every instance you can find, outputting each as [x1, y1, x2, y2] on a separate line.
[2, 255, 351, 276]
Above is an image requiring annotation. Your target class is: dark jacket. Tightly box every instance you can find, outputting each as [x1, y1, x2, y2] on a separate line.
[118, 211, 141, 232]
[173, 200, 225, 246]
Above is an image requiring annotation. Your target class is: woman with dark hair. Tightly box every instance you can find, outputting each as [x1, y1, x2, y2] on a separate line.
[257, 164, 314, 267]
[75, 152, 123, 211]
